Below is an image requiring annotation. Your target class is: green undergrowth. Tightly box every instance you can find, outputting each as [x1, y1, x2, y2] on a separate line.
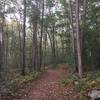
[21, 71, 44, 83]
[61, 71, 100, 93]
[3, 70, 45, 94]
[16, 70, 44, 86]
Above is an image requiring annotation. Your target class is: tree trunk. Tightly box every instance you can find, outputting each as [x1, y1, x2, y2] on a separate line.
[14, 14, 22, 69]
[22, 0, 26, 75]
[69, 0, 75, 54]
[39, 0, 44, 69]
[52, 26, 56, 64]
[81, 0, 87, 66]
[76, 0, 82, 78]
[44, 33, 47, 69]
[32, 23, 38, 70]
[0, 25, 2, 77]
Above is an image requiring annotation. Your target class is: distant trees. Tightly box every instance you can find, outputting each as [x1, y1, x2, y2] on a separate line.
[83, 0, 100, 68]
[60, 0, 100, 77]
[0, 0, 99, 80]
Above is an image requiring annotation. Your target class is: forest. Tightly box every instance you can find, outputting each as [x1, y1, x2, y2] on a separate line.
[0, 0, 100, 100]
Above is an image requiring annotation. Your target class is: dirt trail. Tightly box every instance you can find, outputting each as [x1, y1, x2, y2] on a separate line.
[18, 65, 78, 100]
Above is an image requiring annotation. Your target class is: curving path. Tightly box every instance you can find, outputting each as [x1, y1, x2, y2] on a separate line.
[18, 65, 78, 100]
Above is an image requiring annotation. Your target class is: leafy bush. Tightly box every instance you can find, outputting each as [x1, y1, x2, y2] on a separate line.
[61, 78, 73, 86]
[61, 75, 79, 86]
[18, 71, 43, 84]
[61, 71, 100, 92]
[1, 71, 44, 94]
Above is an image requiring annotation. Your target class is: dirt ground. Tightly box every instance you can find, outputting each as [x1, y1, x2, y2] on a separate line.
[16, 65, 79, 100]
[1, 65, 86, 100]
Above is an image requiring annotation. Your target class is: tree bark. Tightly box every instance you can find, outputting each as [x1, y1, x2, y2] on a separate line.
[81, 0, 87, 66]
[39, 0, 44, 69]
[69, 0, 75, 54]
[0, 24, 2, 77]
[14, 14, 22, 69]
[76, 0, 82, 78]
[32, 23, 38, 70]
[52, 26, 56, 64]
[22, 0, 26, 75]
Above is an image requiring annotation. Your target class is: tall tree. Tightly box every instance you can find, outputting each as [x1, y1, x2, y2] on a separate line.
[22, 0, 27, 75]
[0, 21, 2, 77]
[69, 0, 75, 55]
[0, 0, 6, 76]
[81, 0, 87, 66]
[30, 0, 40, 70]
[76, 0, 82, 77]
[39, 0, 45, 69]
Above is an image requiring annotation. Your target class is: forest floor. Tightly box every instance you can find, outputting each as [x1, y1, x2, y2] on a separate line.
[12, 64, 79, 100]
[1, 64, 100, 100]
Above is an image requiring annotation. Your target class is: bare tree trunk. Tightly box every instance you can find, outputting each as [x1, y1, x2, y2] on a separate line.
[1, 13, 5, 76]
[69, 0, 75, 54]
[32, 23, 38, 70]
[0, 9, 5, 77]
[52, 26, 56, 64]
[5, 25, 9, 68]
[19, 25, 22, 69]
[46, 27, 56, 64]
[14, 15, 22, 69]
[39, 0, 44, 69]
[0, 25, 2, 77]
[60, 36, 64, 59]
[44, 33, 47, 69]
[76, 0, 82, 78]
[22, 0, 26, 75]
[81, 0, 87, 66]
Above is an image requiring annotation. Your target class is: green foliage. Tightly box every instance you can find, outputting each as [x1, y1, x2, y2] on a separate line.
[3, 71, 44, 94]
[1, 0, 100, 96]
[66, 51, 75, 66]
[60, 0, 68, 8]
[85, 71, 100, 82]
[61, 78, 73, 86]
[61, 75, 79, 86]
[61, 71, 100, 92]
[78, 80, 87, 92]
[46, 0, 55, 7]
[84, 28, 100, 65]
[83, 0, 100, 66]
[20, 71, 42, 84]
